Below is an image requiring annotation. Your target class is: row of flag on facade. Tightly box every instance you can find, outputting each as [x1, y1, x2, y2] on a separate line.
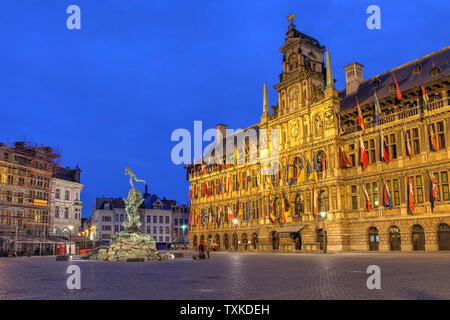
[341, 73, 440, 213]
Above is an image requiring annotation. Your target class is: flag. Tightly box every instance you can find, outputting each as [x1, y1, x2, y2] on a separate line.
[227, 206, 234, 222]
[201, 208, 206, 226]
[374, 91, 381, 126]
[237, 201, 241, 224]
[247, 200, 251, 221]
[211, 181, 215, 195]
[188, 207, 192, 226]
[408, 176, 414, 214]
[361, 184, 372, 212]
[203, 182, 210, 197]
[268, 198, 276, 223]
[340, 146, 352, 168]
[310, 153, 319, 182]
[281, 198, 286, 224]
[359, 137, 369, 169]
[429, 120, 438, 152]
[403, 127, 413, 159]
[357, 97, 366, 133]
[188, 186, 193, 201]
[218, 207, 223, 227]
[422, 86, 429, 116]
[429, 172, 438, 212]
[384, 180, 393, 209]
[393, 73, 402, 100]
[312, 186, 319, 218]
[288, 164, 295, 186]
[381, 131, 390, 163]
[298, 158, 306, 183]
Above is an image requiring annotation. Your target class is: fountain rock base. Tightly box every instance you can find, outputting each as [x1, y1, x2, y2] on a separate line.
[84, 231, 171, 262]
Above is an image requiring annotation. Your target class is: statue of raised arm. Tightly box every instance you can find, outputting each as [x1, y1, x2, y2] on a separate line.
[125, 166, 146, 189]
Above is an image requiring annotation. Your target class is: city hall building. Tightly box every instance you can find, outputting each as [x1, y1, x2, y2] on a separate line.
[186, 19, 450, 252]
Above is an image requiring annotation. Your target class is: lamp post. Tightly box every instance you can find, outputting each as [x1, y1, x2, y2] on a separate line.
[320, 211, 327, 253]
[232, 218, 238, 251]
[181, 225, 186, 247]
[68, 225, 74, 256]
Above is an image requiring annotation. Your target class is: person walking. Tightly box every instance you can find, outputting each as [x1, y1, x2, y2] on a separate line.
[206, 244, 210, 259]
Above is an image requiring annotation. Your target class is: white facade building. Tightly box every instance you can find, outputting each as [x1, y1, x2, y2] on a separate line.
[49, 166, 83, 235]
[92, 198, 126, 242]
[141, 194, 173, 249]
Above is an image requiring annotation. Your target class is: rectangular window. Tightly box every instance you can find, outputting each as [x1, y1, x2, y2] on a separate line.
[166, 216, 169, 224]
[365, 182, 379, 208]
[409, 175, 424, 204]
[406, 128, 420, 155]
[65, 190, 70, 201]
[159, 216, 163, 224]
[55, 189, 60, 199]
[115, 214, 119, 222]
[147, 226, 151, 234]
[431, 121, 446, 150]
[153, 226, 156, 234]
[364, 139, 376, 164]
[165, 226, 169, 234]
[386, 179, 400, 206]
[55, 206, 59, 219]
[146, 215, 151, 223]
[349, 144, 356, 167]
[153, 215, 157, 223]
[166, 236, 169, 242]
[64, 208, 69, 219]
[351, 185, 358, 210]
[388, 133, 397, 159]
[174, 218, 178, 225]
[114, 225, 119, 232]
[434, 171, 449, 201]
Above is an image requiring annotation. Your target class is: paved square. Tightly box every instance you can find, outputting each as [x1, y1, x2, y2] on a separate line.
[0, 252, 449, 299]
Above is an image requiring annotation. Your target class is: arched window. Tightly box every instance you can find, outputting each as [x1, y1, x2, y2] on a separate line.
[215, 234, 220, 249]
[294, 193, 304, 220]
[438, 223, 450, 251]
[241, 233, 248, 250]
[412, 225, 425, 251]
[317, 150, 327, 173]
[368, 227, 379, 251]
[232, 233, 238, 251]
[318, 190, 329, 213]
[389, 226, 401, 251]
[193, 235, 198, 249]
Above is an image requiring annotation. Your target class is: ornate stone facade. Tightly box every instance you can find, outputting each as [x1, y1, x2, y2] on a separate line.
[186, 21, 450, 253]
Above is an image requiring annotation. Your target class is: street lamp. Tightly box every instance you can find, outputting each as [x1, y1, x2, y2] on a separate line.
[68, 225, 74, 256]
[319, 212, 327, 253]
[232, 218, 238, 251]
[181, 225, 186, 245]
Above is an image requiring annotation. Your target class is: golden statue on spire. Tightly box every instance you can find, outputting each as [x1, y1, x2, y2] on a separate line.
[287, 13, 296, 24]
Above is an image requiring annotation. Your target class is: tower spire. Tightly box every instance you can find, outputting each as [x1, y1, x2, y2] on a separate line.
[326, 49, 334, 89]
[263, 82, 269, 114]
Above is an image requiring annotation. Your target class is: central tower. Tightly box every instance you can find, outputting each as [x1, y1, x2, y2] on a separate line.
[274, 19, 326, 116]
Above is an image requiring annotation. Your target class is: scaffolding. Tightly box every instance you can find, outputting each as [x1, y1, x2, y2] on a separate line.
[0, 141, 60, 250]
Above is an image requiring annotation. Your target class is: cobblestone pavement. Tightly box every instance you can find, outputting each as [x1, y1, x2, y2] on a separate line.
[0, 251, 449, 300]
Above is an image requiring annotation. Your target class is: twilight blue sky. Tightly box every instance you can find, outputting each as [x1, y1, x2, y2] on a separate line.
[0, 1, 449, 218]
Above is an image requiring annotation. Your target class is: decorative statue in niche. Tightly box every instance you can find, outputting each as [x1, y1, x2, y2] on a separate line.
[314, 114, 323, 136]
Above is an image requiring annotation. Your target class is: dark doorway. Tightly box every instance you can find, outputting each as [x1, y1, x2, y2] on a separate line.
[193, 235, 197, 249]
[438, 223, 450, 251]
[316, 228, 327, 252]
[232, 233, 238, 251]
[215, 234, 220, 250]
[251, 233, 258, 250]
[293, 233, 302, 250]
[412, 225, 425, 251]
[369, 227, 379, 251]
[224, 234, 229, 250]
[389, 226, 401, 251]
[272, 231, 279, 250]
[200, 235, 205, 247]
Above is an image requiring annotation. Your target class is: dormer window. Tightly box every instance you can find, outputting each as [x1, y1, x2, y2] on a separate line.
[431, 66, 441, 77]
[372, 79, 381, 89]
[413, 64, 422, 74]
[388, 84, 395, 93]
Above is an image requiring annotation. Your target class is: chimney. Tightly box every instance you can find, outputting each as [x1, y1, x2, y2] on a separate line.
[143, 184, 149, 198]
[216, 124, 227, 143]
[344, 62, 364, 95]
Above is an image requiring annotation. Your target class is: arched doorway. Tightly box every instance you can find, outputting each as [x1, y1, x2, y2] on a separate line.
[215, 234, 220, 250]
[438, 223, 450, 251]
[232, 233, 238, 251]
[272, 231, 279, 250]
[368, 227, 379, 251]
[241, 233, 248, 250]
[316, 228, 327, 251]
[193, 235, 198, 249]
[412, 225, 425, 251]
[223, 234, 229, 250]
[389, 226, 401, 251]
[251, 233, 258, 250]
